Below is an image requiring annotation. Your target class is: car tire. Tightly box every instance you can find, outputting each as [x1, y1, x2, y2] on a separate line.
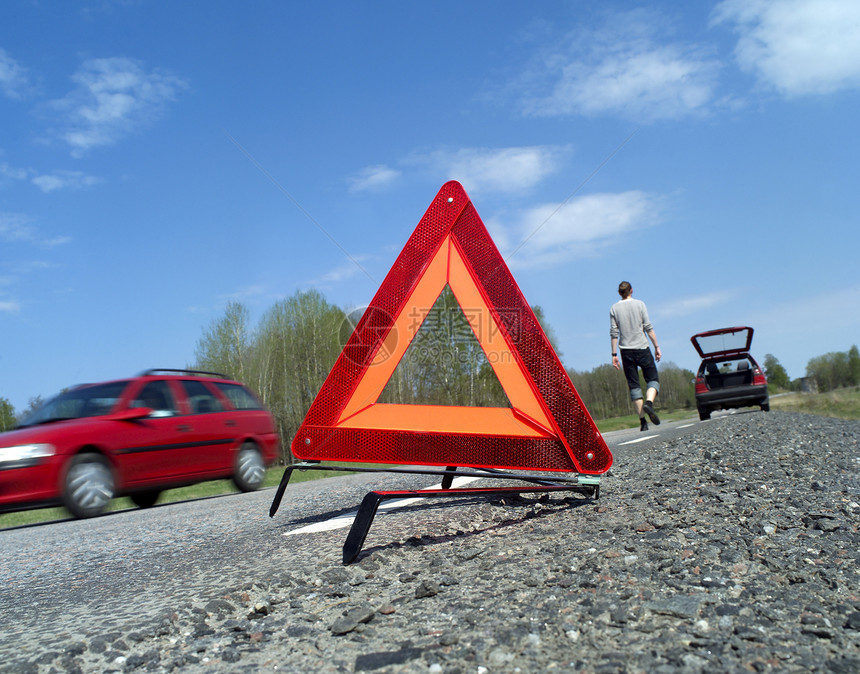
[698, 407, 711, 421]
[761, 402, 770, 412]
[63, 453, 115, 518]
[233, 441, 265, 492]
[130, 490, 161, 509]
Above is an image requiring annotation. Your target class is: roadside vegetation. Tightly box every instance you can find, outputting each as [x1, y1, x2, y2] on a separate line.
[770, 386, 860, 420]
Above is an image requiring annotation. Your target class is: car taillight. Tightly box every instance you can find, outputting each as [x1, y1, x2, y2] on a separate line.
[753, 367, 767, 386]
[695, 376, 708, 394]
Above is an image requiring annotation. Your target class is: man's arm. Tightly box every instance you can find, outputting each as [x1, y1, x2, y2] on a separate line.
[647, 328, 662, 362]
[610, 310, 620, 369]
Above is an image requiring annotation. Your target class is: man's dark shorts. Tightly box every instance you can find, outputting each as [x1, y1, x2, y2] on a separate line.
[620, 348, 660, 401]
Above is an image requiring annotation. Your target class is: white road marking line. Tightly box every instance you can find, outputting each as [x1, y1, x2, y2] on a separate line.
[283, 475, 481, 536]
[619, 436, 654, 445]
[677, 423, 695, 429]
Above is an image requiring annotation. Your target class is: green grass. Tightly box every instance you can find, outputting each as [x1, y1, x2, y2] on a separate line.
[770, 386, 860, 420]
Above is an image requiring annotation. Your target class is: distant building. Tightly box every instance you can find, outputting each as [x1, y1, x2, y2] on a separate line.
[800, 377, 817, 393]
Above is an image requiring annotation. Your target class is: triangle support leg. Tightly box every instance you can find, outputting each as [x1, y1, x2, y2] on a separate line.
[441, 466, 457, 490]
[341, 482, 598, 564]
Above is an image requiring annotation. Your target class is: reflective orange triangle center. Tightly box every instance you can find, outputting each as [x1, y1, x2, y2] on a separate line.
[336, 233, 556, 438]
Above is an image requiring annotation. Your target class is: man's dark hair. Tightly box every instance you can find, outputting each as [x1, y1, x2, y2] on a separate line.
[618, 281, 632, 299]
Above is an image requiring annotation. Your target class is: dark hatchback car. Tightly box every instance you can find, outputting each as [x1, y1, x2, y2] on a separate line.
[0, 369, 280, 518]
[691, 327, 769, 421]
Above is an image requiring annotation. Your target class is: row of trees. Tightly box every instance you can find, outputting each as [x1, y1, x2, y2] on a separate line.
[763, 354, 791, 390]
[804, 345, 860, 392]
[569, 362, 696, 420]
[193, 289, 697, 462]
[760, 347, 860, 393]
[0, 398, 15, 432]
[194, 291, 344, 457]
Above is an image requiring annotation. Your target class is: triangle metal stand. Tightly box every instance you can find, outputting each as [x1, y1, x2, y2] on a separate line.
[269, 463, 600, 564]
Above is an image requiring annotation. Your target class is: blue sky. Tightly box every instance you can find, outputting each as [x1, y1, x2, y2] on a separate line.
[2, 0, 859, 413]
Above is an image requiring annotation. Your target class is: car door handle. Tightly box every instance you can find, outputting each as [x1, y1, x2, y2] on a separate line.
[225, 420, 237, 427]
[177, 424, 192, 432]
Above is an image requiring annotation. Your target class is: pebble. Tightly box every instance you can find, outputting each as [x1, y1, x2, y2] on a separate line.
[2, 411, 859, 673]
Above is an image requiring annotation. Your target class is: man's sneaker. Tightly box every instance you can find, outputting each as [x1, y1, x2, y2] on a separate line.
[640, 417, 649, 432]
[643, 400, 661, 425]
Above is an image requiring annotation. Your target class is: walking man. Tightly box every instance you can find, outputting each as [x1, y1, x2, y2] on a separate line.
[610, 281, 662, 431]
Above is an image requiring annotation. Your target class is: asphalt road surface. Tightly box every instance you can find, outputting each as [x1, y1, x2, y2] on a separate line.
[0, 414, 711, 658]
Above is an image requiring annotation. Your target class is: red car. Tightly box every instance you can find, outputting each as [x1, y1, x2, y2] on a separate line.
[0, 369, 280, 518]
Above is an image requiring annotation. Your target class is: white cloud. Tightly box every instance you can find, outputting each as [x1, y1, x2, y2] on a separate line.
[655, 290, 738, 319]
[217, 285, 268, 303]
[2, 162, 101, 192]
[0, 48, 28, 100]
[52, 57, 187, 156]
[733, 285, 860, 377]
[529, 45, 719, 121]
[348, 165, 401, 193]
[42, 235, 73, 247]
[0, 162, 29, 181]
[31, 170, 101, 193]
[0, 212, 35, 242]
[517, 14, 720, 121]
[308, 254, 377, 288]
[492, 190, 661, 268]
[755, 286, 858, 338]
[313, 263, 364, 285]
[412, 145, 569, 195]
[713, 0, 860, 96]
[0, 211, 70, 247]
[0, 300, 21, 313]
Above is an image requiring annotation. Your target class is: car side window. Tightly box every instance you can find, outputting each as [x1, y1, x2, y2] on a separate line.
[213, 383, 263, 410]
[131, 381, 179, 417]
[181, 380, 224, 414]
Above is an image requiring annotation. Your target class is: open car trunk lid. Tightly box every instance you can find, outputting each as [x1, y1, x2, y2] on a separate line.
[691, 326, 754, 358]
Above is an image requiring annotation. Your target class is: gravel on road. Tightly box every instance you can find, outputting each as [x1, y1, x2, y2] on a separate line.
[1, 410, 858, 673]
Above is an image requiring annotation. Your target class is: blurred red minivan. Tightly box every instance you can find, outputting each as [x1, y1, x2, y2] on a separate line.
[0, 369, 280, 518]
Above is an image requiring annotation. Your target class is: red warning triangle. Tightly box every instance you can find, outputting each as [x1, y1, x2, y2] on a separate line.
[292, 181, 612, 474]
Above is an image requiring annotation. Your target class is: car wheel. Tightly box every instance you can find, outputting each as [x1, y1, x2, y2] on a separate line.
[63, 453, 115, 518]
[130, 490, 161, 509]
[233, 441, 265, 492]
[698, 407, 711, 421]
[761, 402, 770, 412]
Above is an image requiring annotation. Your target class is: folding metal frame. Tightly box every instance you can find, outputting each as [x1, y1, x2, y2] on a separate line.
[270, 463, 600, 563]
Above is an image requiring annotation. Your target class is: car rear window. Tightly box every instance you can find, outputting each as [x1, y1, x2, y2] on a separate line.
[213, 382, 264, 410]
[131, 380, 179, 416]
[181, 380, 224, 414]
[701, 357, 754, 376]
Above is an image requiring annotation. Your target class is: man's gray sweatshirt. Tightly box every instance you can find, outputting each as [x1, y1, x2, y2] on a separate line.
[610, 298, 653, 350]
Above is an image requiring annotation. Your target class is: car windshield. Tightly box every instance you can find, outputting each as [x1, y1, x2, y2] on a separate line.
[19, 381, 130, 426]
